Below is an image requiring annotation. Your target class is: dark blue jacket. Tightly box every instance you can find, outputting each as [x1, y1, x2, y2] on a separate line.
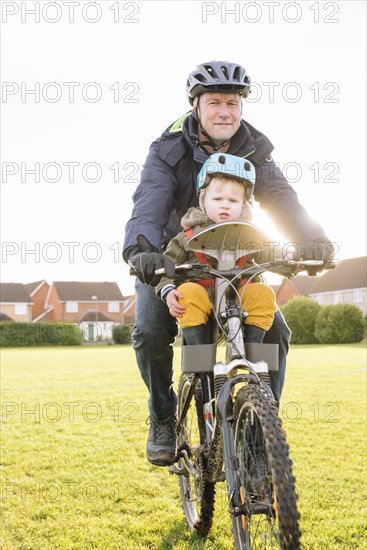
[123, 112, 327, 257]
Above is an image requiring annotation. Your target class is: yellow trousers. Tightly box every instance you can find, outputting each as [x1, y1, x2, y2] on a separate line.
[177, 282, 277, 331]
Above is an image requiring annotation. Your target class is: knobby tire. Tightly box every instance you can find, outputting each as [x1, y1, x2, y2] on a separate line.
[177, 373, 216, 537]
[232, 383, 301, 550]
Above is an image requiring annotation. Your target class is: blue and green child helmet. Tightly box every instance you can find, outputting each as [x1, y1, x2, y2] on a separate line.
[197, 153, 256, 202]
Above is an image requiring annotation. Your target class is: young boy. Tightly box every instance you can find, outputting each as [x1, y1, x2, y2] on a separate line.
[155, 153, 278, 345]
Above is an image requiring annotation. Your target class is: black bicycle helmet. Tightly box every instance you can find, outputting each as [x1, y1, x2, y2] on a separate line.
[186, 61, 251, 105]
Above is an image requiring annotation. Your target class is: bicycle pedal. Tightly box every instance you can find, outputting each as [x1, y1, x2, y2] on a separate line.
[168, 464, 185, 475]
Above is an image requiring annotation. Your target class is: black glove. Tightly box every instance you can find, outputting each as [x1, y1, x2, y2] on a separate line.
[127, 234, 175, 287]
[301, 238, 337, 276]
[129, 252, 175, 286]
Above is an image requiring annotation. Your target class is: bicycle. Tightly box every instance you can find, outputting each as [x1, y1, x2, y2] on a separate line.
[152, 220, 330, 550]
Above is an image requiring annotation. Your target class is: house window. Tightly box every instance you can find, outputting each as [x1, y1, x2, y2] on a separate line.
[333, 293, 341, 305]
[66, 301, 78, 313]
[314, 295, 324, 305]
[353, 290, 362, 303]
[108, 301, 120, 313]
[15, 303, 27, 315]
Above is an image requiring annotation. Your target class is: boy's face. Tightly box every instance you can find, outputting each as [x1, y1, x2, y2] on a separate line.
[202, 177, 245, 223]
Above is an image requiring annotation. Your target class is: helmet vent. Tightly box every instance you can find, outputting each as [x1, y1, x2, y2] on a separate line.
[221, 65, 229, 79]
[233, 66, 241, 81]
[194, 73, 206, 83]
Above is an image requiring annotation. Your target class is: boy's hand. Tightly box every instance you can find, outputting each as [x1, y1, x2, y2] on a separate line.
[166, 289, 186, 318]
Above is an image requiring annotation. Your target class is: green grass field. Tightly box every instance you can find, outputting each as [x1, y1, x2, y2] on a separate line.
[1, 343, 366, 549]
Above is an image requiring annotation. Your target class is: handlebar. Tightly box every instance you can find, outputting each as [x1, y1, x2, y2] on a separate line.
[129, 259, 332, 278]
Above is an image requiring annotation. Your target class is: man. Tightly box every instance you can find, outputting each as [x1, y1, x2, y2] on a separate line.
[123, 60, 332, 466]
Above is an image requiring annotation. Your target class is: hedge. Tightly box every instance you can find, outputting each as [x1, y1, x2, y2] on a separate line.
[315, 304, 366, 344]
[112, 324, 133, 344]
[281, 297, 366, 344]
[0, 322, 83, 347]
[281, 297, 321, 344]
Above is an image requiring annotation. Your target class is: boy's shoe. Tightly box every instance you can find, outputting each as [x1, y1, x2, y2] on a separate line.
[146, 416, 177, 466]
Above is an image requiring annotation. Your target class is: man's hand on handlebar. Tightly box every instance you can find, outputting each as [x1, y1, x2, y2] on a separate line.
[127, 234, 176, 287]
[300, 239, 336, 275]
[129, 252, 176, 286]
[285, 239, 336, 276]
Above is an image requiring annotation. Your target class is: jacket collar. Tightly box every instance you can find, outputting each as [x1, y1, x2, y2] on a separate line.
[160, 112, 274, 167]
[183, 113, 272, 165]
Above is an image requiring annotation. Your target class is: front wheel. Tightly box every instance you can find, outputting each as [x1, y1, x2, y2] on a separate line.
[177, 374, 216, 537]
[231, 384, 301, 549]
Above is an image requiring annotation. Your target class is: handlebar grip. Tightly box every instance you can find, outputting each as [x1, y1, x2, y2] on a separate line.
[286, 260, 324, 266]
[155, 263, 194, 276]
[130, 263, 193, 277]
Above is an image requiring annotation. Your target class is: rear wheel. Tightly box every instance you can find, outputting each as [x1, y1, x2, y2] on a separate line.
[231, 384, 301, 549]
[177, 374, 215, 536]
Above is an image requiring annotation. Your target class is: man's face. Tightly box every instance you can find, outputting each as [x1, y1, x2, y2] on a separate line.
[196, 92, 242, 144]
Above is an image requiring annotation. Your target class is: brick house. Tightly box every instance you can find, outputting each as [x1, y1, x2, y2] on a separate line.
[275, 276, 315, 307]
[0, 283, 33, 322]
[25, 280, 50, 321]
[122, 295, 136, 325]
[26, 281, 125, 341]
[275, 256, 367, 315]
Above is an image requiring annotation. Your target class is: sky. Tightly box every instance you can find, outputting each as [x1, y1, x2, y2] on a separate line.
[1, 0, 366, 295]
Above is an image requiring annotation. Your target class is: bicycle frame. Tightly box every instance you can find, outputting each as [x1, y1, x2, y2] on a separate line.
[172, 220, 326, 509]
[165, 220, 327, 547]
[173, 221, 283, 491]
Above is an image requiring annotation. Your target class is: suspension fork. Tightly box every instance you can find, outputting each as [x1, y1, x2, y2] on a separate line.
[176, 374, 214, 445]
[202, 373, 215, 443]
[222, 300, 246, 360]
[176, 373, 200, 436]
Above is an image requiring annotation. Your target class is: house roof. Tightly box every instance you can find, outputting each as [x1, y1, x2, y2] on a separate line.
[33, 306, 54, 323]
[79, 311, 115, 322]
[309, 256, 367, 294]
[288, 275, 316, 295]
[52, 282, 124, 302]
[0, 312, 14, 321]
[123, 295, 136, 313]
[270, 284, 281, 295]
[25, 280, 48, 295]
[0, 283, 33, 303]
